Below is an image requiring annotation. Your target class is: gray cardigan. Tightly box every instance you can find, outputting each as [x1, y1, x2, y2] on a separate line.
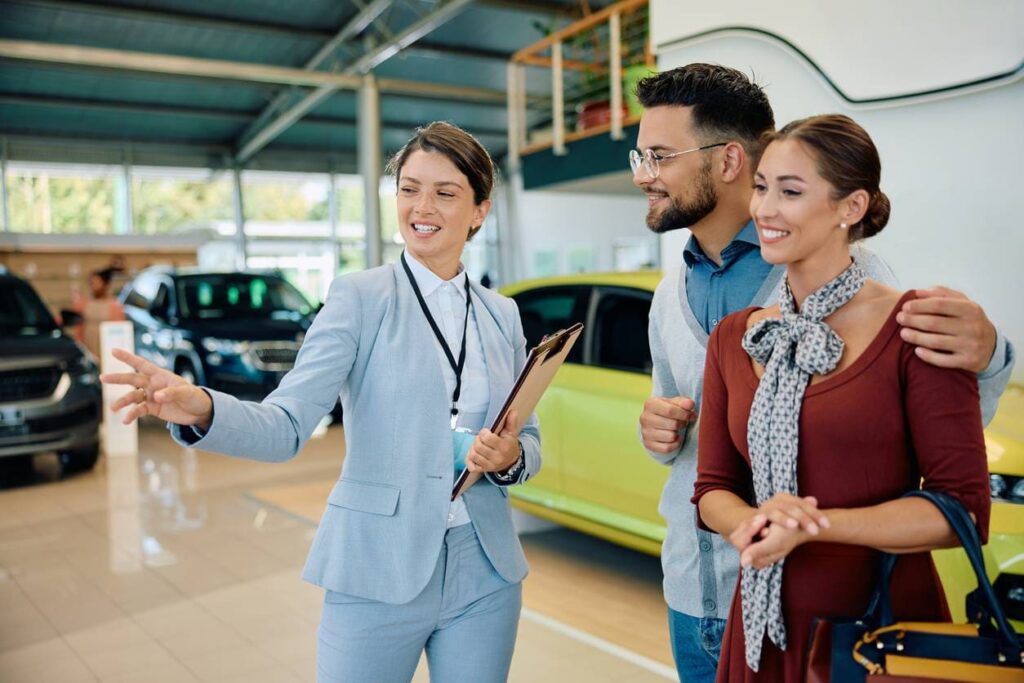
[646, 246, 1015, 619]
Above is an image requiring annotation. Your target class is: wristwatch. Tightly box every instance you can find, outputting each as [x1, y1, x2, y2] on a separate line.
[491, 440, 525, 483]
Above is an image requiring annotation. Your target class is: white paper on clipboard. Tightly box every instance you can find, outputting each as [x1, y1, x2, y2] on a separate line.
[451, 322, 584, 500]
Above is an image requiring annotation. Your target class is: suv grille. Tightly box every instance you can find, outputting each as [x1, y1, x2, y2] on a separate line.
[0, 404, 99, 440]
[248, 343, 300, 370]
[0, 366, 61, 402]
[29, 403, 100, 435]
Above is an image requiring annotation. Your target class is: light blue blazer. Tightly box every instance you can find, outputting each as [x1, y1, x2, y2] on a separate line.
[170, 263, 541, 604]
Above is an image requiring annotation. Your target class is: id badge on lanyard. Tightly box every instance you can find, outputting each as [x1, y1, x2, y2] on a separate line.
[452, 427, 476, 480]
[400, 253, 476, 480]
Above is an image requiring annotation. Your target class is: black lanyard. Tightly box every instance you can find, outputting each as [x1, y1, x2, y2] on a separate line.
[401, 252, 472, 429]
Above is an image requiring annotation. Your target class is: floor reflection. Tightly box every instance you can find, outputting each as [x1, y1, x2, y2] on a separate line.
[0, 420, 674, 682]
[106, 452, 143, 573]
[142, 450, 207, 533]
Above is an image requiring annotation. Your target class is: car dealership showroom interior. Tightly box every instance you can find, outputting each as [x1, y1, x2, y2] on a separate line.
[1, 1, 1022, 682]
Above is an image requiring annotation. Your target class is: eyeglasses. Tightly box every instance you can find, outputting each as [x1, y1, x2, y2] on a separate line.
[629, 143, 727, 179]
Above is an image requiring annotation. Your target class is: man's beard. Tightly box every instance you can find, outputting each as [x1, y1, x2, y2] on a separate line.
[646, 161, 717, 234]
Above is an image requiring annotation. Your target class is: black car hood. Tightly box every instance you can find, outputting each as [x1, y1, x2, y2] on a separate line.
[0, 332, 82, 365]
[177, 316, 310, 342]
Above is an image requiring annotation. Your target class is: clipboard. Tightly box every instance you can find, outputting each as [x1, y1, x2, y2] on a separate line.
[451, 322, 584, 500]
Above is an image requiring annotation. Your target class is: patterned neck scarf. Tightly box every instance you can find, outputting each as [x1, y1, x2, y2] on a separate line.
[738, 260, 866, 672]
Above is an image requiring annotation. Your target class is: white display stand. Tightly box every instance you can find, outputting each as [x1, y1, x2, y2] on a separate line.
[99, 321, 138, 458]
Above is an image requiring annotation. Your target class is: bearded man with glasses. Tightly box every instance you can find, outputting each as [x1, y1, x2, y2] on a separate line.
[631, 64, 1015, 682]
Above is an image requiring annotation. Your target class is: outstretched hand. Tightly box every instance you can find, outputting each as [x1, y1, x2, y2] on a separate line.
[100, 349, 214, 428]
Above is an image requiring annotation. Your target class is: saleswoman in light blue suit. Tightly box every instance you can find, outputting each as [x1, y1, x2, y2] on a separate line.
[101, 122, 541, 683]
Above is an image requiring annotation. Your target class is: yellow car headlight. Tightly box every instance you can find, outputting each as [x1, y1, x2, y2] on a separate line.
[993, 574, 1024, 621]
[990, 473, 1024, 504]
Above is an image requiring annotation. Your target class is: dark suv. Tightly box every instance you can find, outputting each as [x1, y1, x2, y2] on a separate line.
[0, 271, 102, 476]
[119, 268, 317, 402]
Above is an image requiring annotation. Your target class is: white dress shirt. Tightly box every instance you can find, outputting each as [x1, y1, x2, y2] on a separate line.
[404, 252, 489, 528]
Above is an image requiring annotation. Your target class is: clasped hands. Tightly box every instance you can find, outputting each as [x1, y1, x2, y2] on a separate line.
[729, 493, 831, 570]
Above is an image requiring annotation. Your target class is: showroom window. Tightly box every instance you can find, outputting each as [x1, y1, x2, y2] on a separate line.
[5, 162, 119, 234]
[592, 288, 652, 374]
[240, 172, 380, 305]
[132, 166, 234, 235]
[512, 286, 590, 364]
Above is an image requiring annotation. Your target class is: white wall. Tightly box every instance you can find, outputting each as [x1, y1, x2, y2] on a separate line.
[513, 189, 654, 279]
[651, 1, 1024, 380]
[651, 0, 1023, 98]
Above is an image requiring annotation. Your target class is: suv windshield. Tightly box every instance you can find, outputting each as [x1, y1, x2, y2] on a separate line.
[0, 280, 58, 335]
[176, 275, 313, 320]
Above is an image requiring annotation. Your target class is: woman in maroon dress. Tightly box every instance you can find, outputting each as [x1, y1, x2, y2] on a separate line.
[692, 115, 990, 682]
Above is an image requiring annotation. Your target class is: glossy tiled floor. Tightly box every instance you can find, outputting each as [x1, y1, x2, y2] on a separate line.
[0, 421, 673, 682]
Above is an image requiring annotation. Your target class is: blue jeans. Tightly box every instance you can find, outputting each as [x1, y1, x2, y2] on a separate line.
[668, 608, 726, 683]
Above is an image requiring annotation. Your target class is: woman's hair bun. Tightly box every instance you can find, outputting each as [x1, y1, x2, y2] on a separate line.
[855, 190, 890, 240]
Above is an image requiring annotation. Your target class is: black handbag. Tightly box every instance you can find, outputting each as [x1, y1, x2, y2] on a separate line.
[806, 489, 1024, 682]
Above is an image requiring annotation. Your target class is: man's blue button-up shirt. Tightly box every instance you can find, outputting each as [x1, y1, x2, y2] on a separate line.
[683, 220, 775, 334]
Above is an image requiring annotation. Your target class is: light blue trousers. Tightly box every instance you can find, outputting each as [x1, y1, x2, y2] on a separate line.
[316, 523, 522, 683]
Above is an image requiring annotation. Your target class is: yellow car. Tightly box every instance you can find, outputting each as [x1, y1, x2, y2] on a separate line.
[934, 383, 1024, 629]
[503, 272, 1023, 625]
[503, 271, 665, 555]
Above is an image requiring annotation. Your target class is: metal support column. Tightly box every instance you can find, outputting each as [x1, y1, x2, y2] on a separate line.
[609, 11, 624, 141]
[120, 148, 135, 233]
[328, 170, 341, 276]
[552, 40, 566, 156]
[1, 138, 9, 232]
[506, 62, 520, 170]
[232, 167, 247, 271]
[496, 163, 525, 285]
[359, 73, 382, 268]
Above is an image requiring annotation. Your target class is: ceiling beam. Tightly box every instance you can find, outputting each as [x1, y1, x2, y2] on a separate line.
[300, 0, 394, 71]
[478, 0, 579, 14]
[1, 132, 364, 173]
[231, 0, 395, 164]
[3, 0, 527, 63]
[233, 0, 474, 163]
[412, 41, 511, 62]
[1, 0, 328, 40]
[0, 39, 362, 89]
[0, 93, 508, 137]
[0, 40, 508, 104]
[2, 0, 575, 32]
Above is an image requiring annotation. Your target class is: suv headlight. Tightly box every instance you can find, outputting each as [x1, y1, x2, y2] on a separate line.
[990, 474, 1024, 504]
[201, 338, 248, 355]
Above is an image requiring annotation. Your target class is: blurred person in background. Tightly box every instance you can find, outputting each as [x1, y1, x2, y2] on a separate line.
[73, 266, 125, 358]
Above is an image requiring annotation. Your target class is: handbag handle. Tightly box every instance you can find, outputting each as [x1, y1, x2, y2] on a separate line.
[861, 489, 1021, 663]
